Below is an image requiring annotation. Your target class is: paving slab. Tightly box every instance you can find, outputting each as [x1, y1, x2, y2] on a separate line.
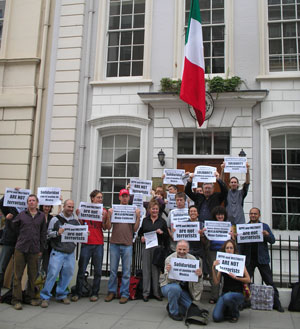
[65, 312, 120, 329]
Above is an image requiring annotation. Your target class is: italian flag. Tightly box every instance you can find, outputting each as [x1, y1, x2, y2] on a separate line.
[180, 0, 206, 126]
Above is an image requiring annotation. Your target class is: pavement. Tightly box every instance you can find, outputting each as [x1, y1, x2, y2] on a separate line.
[0, 279, 298, 329]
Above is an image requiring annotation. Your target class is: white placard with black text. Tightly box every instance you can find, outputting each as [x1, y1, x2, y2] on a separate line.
[79, 202, 103, 222]
[193, 166, 216, 183]
[236, 223, 263, 243]
[37, 187, 61, 206]
[168, 258, 200, 282]
[173, 222, 200, 241]
[224, 157, 247, 173]
[61, 224, 88, 243]
[129, 179, 152, 196]
[163, 169, 185, 185]
[111, 204, 137, 224]
[204, 221, 231, 241]
[4, 188, 31, 208]
[216, 252, 245, 277]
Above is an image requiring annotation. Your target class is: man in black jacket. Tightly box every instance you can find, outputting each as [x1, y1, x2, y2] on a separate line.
[184, 171, 227, 223]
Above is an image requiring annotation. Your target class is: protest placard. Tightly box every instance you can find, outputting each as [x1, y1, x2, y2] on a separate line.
[111, 204, 137, 224]
[169, 258, 200, 282]
[4, 188, 31, 208]
[144, 231, 158, 249]
[173, 222, 200, 241]
[170, 208, 189, 223]
[236, 223, 263, 243]
[216, 252, 246, 277]
[204, 221, 231, 241]
[37, 187, 61, 206]
[166, 192, 176, 210]
[132, 193, 145, 217]
[61, 224, 88, 243]
[129, 179, 152, 196]
[224, 157, 247, 173]
[78, 202, 103, 222]
[163, 169, 185, 185]
[193, 166, 216, 183]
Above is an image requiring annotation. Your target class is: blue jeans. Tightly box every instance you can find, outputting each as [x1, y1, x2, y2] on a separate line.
[161, 283, 192, 316]
[75, 244, 103, 296]
[0, 245, 15, 293]
[213, 292, 245, 322]
[107, 244, 132, 298]
[40, 250, 75, 300]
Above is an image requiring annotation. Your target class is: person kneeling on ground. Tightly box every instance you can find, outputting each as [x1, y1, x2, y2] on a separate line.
[160, 240, 203, 321]
[212, 239, 250, 323]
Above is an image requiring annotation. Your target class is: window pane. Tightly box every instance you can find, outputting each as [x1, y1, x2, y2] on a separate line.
[110, 1, 120, 15]
[101, 178, 112, 192]
[287, 134, 300, 147]
[287, 165, 300, 179]
[203, 27, 211, 41]
[115, 135, 127, 147]
[272, 165, 286, 179]
[127, 163, 139, 176]
[132, 61, 143, 75]
[201, 11, 210, 24]
[283, 22, 296, 37]
[212, 26, 224, 40]
[128, 135, 140, 147]
[119, 62, 131, 76]
[273, 214, 287, 230]
[269, 39, 282, 54]
[204, 43, 211, 57]
[283, 4, 296, 19]
[269, 23, 282, 37]
[134, 0, 145, 14]
[272, 198, 286, 212]
[269, 56, 283, 71]
[214, 132, 230, 154]
[122, 0, 133, 14]
[109, 16, 120, 30]
[107, 63, 118, 77]
[133, 30, 144, 44]
[212, 42, 224, 56]
[284, 39, 297, 54]
[114, 179, 127, 192]
[113, 193, 120, 204]
[272, 150, 285, 163]
[101, 164, 113, 177]
[288, 215, 300, 230]
[121, 15, 132, 28]
[288, 198, 300, 213]
[178, 132, 193, 154]
[114, 149, 127, 162]
[212, 0, 224, 9]
[133, 46, 143, 59]
[212, 10, 224, 23]
[114, 163, 126, 176]
[102, 149, 114, 162]
[287, 150, 300, 164]
[272, 182, 286, 196]
[201, 0, 210, 10]
[103, 136, 114, 147]
[134, 14, 144, 28]
[128, 148, 140, 162]
[212, 58, 224, 73]
[272, 135, 285, 148]
[108, 32, 120, 46]
[120, 46, 131, 60]
[103, 193, 112, 207]
[196, 132, 211, 154]
[121, 31, 132, 45]
[269, 0, 280, 5]
[288, 182, 300, 197]
[268, 5, 282, 20]
[108, 47, 119, 61]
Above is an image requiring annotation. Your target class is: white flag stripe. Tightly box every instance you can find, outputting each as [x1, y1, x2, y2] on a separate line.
[185, 18, 204, 69]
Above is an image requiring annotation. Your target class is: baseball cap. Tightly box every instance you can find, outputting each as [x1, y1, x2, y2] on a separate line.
[119, 189, 129, 196]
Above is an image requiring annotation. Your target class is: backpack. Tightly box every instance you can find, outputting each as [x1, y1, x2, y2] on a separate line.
[70, 271, 92, 297]
[185, 303, 209, 326]
[288, 282, 300, 312]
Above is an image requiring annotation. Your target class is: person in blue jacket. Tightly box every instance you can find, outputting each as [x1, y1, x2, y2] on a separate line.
[239, 207, 284, 312]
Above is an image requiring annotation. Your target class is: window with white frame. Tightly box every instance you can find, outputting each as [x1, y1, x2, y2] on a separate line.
[178, 131, 230, 155]
[106, 0, 145, 77]
[99, 134, 140, 207]
[271, 133, 300, 230]
[185, 0, 225, 74]
[0, 1, 6, 48]
[268, 0, 300, 72]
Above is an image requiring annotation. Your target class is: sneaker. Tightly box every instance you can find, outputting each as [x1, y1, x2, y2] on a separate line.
[30, 299, 40, 306]
[90, 295, 98, 302]
[14, 302, 23, 310]
[58, 298, 70, 305]
[40, 300, 49, 308]
[71, 295, 79, 302]
[104, 293, 115, 302]
[119, 297, 128, 304]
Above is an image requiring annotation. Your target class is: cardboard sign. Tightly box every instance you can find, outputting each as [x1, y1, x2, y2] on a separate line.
[168, 258, 200, 282]
[204, 221, 231, 241]
[61, 224, 88, 243]
[224, 157, 247, 173]
[236, 223, 263, 243]
[37, 187, 61, 206]
[163, 169, 185, 185]
[129, 179, 152, 196]
[3, 188, 31, 208]
[170, 208, 189, 223]
[144, 231, 158, 249]
[79, 202, 103, 222]
[173, 222, 200, 241]
[216, 252, 246, 277]
[111, 204, 137, 224]
[193, 166, 216, 183]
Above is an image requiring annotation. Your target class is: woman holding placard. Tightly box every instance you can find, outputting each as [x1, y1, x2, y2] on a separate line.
[212, 239, 250, 323]
[139, 199, 169, 302]
[200, 206, 232, 304]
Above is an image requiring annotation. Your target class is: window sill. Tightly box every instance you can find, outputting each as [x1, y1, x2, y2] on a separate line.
[256, 73, 300, 80]
[90, 79, 153, 86]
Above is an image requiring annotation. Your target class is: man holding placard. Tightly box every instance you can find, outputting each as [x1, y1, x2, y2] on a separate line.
[9, 194, 46, 310]
[185, 170, 227, 223]
[239, 208, 284, 313]
[160, 240, 203, 321]
[220, 161, 250, 225]
[40, 200, 80, 308]
[71, 190, 107, 302]
[105, 189, 140, 304]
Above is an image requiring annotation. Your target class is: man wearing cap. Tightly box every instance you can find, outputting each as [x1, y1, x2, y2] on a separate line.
[105, 189, 140, 304]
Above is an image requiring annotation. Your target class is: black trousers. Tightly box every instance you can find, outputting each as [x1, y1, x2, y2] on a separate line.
[247, 261, 281, 307]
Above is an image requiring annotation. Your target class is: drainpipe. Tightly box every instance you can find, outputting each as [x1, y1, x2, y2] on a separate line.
[75, 0, 94, 204]
[29, 0, 51, 191]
